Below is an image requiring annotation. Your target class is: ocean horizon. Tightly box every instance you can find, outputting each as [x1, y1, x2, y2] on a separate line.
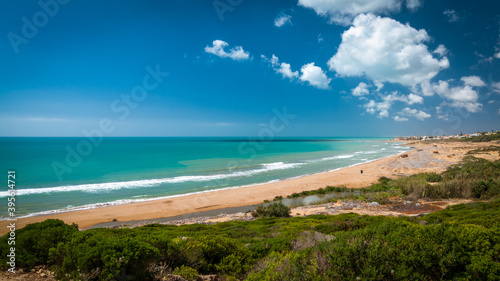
[0, 137, 409, 219]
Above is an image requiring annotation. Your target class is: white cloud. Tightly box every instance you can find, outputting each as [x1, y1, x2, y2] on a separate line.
[443, 9, 459, 23]
[433, 44, 448, 57]
[328, 14, 449, 96]
[492, 82, 500, 94]
[277, 62, 299, 79]
[399, 107, 431, 120]
[364, 99, 389, 118]
[352, 82, 370, 96]
[299, 62, 331, 89]
[362, 91, 426, 118]
[298, 0, 421, 25]
[274, 13, 292, 27]
[298, 0, 402, 25]
[205, 40, 250, 61]
[408, 93, 424, 105]
[433, 79, 483, 113]
[262, 55, 331, 90]
[394, 116, 409, 121]
[405, 0, 421, 11]
[262, 54, 299, 80]
[317, 33, 324, 43]
[461, 76, 486, 87]
[363, 91, 408, 118]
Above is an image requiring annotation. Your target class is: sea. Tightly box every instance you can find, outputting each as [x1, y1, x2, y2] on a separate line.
[0, 137, 409, 219]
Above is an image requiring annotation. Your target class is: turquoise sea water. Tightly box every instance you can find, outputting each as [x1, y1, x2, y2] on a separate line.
[0, 137, 409, 218]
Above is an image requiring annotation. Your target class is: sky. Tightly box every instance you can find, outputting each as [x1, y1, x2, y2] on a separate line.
[0, 0, 499, 137]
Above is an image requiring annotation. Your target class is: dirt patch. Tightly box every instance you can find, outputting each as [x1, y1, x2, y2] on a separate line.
[0, 267, 56, 281]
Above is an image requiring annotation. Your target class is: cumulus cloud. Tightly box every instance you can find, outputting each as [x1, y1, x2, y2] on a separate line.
[461, 76, 486, 87]
[433, 78, 484, 113]
[405, 0, 421, 11]
[364, 99, 390, 118]
[298, 0, 421, 25]
[261, 54, 299, 80]
[443, 9, 459, 23]
[363, 91, 412, 118]
[328, 14, 449, 96]
[298, 0, 400, 25]
[299, 63, 331, 89]
[399, 107, 431, 120]
[274, 13, 292, 27]
[394, 116, 409, 121]
[361, 90, 426, 118]
[205, 40, 250, 61]
[492, 82, 500, 94]
[407, 93, 424, 105]
[433, 44, 448, 57]
[351, 82, 370, 96]
[262, 56, 330, 90]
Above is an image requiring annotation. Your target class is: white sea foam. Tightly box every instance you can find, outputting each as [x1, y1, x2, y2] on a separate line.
[321, 154, 355, 160]
[0, 162, 302, 197]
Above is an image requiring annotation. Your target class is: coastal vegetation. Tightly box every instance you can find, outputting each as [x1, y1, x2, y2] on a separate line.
[251, 202, 291, 218]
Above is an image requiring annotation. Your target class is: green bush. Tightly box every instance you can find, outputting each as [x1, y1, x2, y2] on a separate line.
[173, 265, 199, 281]
[51, 233, 160, 280]
[425, 172, 442, 183]
[247, 250, 324, 281]
[473, 179, 500, 199]
[252, 202, 291, 218]
[0, 219, 78, 270]
[394, 174, 430, 199]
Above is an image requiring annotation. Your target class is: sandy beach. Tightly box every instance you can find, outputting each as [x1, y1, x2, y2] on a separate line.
[1, 140, 498, 235]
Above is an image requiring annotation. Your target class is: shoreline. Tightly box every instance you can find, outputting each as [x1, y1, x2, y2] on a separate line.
[9, 146, 408, 220]
[1, 140, 497, 235]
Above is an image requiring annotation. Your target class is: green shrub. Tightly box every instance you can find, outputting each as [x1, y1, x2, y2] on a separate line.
[52, 233, 160, 280]
[252, 202, 291, 218]
[0, 219, 78, 270]
[473, 179, 500, 199]
[247, 250, 324, 281]
[173, 265, 199, 281]
[394, 174, 430, 199]
[425, 173, 442, 183]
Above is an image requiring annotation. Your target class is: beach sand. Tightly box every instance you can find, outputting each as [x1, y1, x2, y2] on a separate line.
[1, 140, 498, 235]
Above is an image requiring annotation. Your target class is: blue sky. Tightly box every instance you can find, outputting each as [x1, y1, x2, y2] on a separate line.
[0, 0, 499, 137]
